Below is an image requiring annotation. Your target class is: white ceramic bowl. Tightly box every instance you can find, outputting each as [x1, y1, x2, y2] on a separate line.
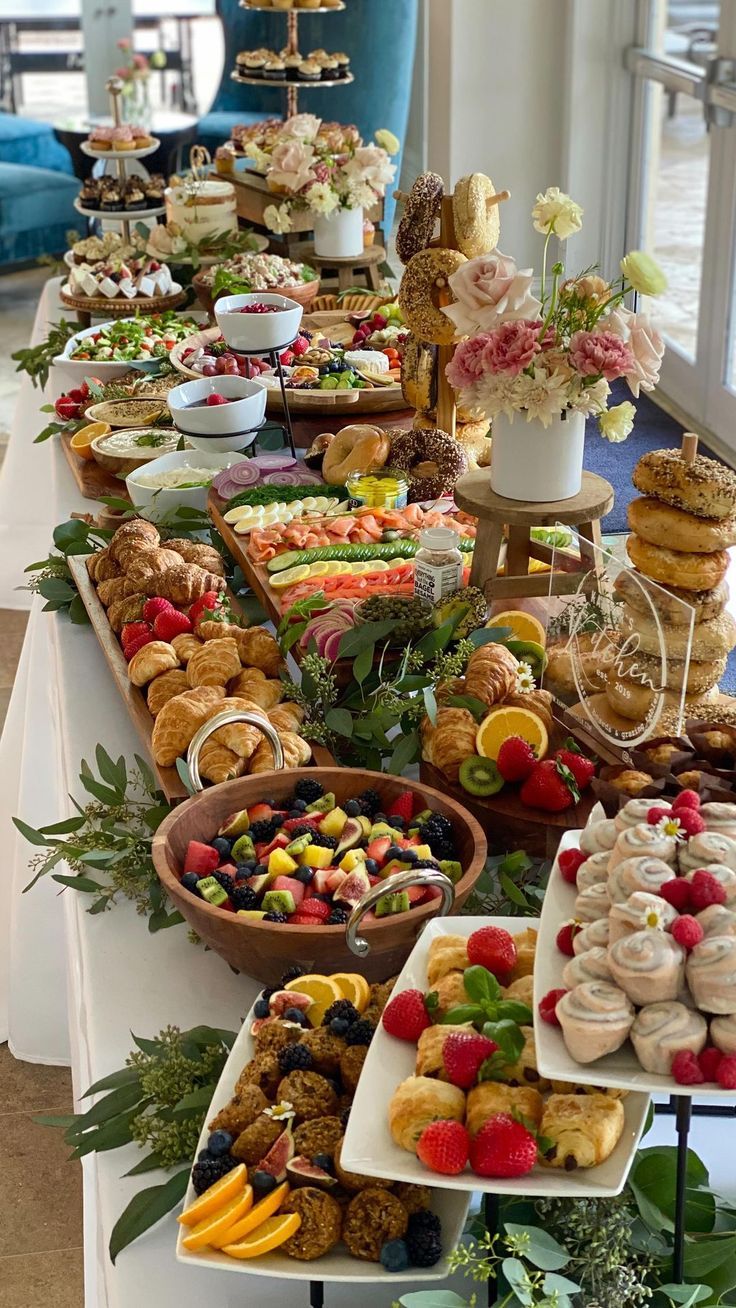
[125, 450, 250, 521]
[214, 292, 303, 353]
[167, 374, 267, 452]
[52, 315, 208, 389]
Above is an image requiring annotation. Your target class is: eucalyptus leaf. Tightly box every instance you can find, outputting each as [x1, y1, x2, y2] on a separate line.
[71, 1080, 144, 1131]
[414, 620, 455, 658]
[500, 1257, 533, 1305]
[397, 1294, 471, 1308]
[422, 684, 438, 725]
[175, 758, 195, 795]
[659, 1285, 711, 1307]
[500, 870, 530, 907]
[83, 1066, 142, 1097]
[353, 642, 374, 685]
[387, 729, 419, 776]
[124, 1152, 167, 1177]
[52, 873, 104, 893]
[468, 626, 513, 647]
[338, 619, 398, 659]
[444, 694, 489, 722]
[70, 1105, 141, 1158]
[68, 593, 90, 624]
[109, 1167, 189, 1263]
[325, 707, 353, 737]
[505, 1224, 570, 1271]
[12, 816, 51, 847]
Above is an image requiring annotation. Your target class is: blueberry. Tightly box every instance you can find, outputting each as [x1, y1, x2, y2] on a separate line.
[344, 799, 361, 817]
[402, 848, 418, 864]
[252, 1170, 277, 1194]
[207, 1130, 234, 1157]
[330, 1017, 349, 1036]
[181, 872, 200, 894]
[198, 1148, 212, 1161]
[254, 998, 270, 1019]
[285, 1007, 309, 1025]
[390, 816, 406, 829]
[313, 1153, 333, 1173]
[254, 863, 269, 876]
[294, 867, 314, 885]
[386, 845, 404, 863]
[380, 1239, 410, 1273]
[211, 837, 231, 859]
[374, 812, 387, 824]
[364, 859, 379, 876]
[291, 797, 307, 811]
[288, 810, 303, 820]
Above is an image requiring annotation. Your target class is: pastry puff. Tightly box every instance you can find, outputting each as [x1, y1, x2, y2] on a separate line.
[427, 940, 469, 986]
[128, 640, 180, 688]
[465, 1082, 544, 1137]
[539, 1093, 624, 1170]
[503, 975, 534, 1007]
[268, 702, 305, 733]
[151, 685, 225, 767]
[229, 668, 284, 710]
[248, 730, 311, 772]
[187, 637, 241, 689]
[206, 696, 269, 761]
[500, 1026, 550, 1092]
[147, 669, 189, 716]
[198, 739, 246, 785]
[509, 928, 538, 981]
[415, 1024, 473, 1079]
[421, 707, 478, 783]
[96, 577, 126, 607]
[433, 970, 471, 1015]
[388, 1075, 465, 1153]
[171, 633, 203, 665]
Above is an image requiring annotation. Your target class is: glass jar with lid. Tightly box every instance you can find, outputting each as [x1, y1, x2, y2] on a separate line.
[345, 467, 409, 510]
[413, 526, 463, 603]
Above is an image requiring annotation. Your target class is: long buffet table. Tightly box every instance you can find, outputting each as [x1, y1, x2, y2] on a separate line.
[0, 277, 731, 1308]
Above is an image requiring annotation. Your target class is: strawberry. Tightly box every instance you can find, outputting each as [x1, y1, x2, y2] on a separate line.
[558, 848, 587, 885]
[659, 878, 692, 912]
[381, 989, 431, 1042]
[123, 630, 154, 661]
[469, 1113, 538, 1178]
[416, 1120, 469, 1175]
[555, 740, 595, 790]
[288, 913, 321, 925]
[671, 915, 703, 951]
[715, 1054, 736, 1090]
[556, 921, 581, 956]
[698, 1046, 723, 1082]
[672, 1050, 704, 1085]
[467, 925, 517, 979]
[142, 596, 173, 623]
[442, 1032, 498, 1089]
[190, 590, 222, 625]
[497, 736, 537, 782]
[295, 898, 331, 922]
[153, 608, 192, 641]
[387, 790, 415, 823]
[672, 789, 700, 811]
[520, 759, 579, 812]
[121, 621, 151, 649]
[689, 869, 727, 912]
[538, 987, 568, 1026]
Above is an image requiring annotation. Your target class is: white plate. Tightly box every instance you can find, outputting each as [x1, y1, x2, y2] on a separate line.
[80, 137, 161, 160]
[343, 915, 651, 1198]
[73, 197, 166, 220]
[535, 827, 736, 1097]
[175, 995, 471, 1282]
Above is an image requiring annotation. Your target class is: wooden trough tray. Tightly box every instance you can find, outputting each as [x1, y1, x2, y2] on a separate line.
[61, 432, 132, 504]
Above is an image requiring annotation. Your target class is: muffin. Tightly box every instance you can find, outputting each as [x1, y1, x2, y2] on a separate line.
[264, 57, 287, 79]
[342, 1188, 408, 1261]
[334, 1137, 393, 1193]
[209, 1084, 268, 1135]
[297, 1027, 345, 1075]
[281, 1187, 343, 1260]
[293, 1115, 344, 1161]
[255, 1021, 302, 1056]
[339, 1045, 367, 1094]
[277, 1070, 338, 1122]
[236, 1051, 281, 1099]
[231, 1112, 282, 1165]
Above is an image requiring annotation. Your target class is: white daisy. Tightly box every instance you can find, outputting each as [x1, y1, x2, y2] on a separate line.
[515, 661, 535, 693]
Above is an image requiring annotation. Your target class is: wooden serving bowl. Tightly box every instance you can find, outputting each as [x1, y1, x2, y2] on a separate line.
[152, 768, 487, 984]
[191, 270, 321, 317]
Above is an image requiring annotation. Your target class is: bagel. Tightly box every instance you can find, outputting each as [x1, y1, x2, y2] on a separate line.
[321, 423, 391, 485]
[628, 497, 736, 552]
[624, 652, 727, 696]
[457, 419, 492, 469]
[632, 447, 736, 521]
[605, 672, 722, 722]
[626, 534, 729, 592]
[619, 606, 736, 661]
[401, 333, 437, 414]
[453, 172, 501, 258]
[614, 570, 728, 625]
[388, 425, 468, 501]
[399, 247, 467, 346]
[395, 172, 444, 265]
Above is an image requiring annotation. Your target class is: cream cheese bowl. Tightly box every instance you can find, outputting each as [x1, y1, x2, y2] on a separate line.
[126, 449, 251, 521]
[214, 291, 303, 353]
[90, 427, 187, 478]
[167, 374, 267, 452]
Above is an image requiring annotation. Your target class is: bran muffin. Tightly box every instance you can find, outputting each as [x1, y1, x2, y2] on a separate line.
[236, 1051, 281, 1099]
[254, 1021, 302, 1056]
[280, 1187, 343, 1260]
[231, 1113, 282, 1165]
[334, 1138, 393, 1193]
[297, 1027, 346, 1075]
[342, 1188, 408, 1261]
[339, 1045, 368, 1094]
[293, 1115, 343, 1160]
[208, 1084, 268, 1135]
[393, 1182, 432, 1215]
[277, 1070, 338, 1122]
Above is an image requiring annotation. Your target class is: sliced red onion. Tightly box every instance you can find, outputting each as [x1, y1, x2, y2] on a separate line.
[290, 467, 323, 484]
[263, 470, 303, 485]
[250, 453, 297, 470]
[227, 461, 261, 486]
[211, 476, 243, 501]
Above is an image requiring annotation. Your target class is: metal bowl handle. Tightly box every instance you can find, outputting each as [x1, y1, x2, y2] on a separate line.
[186, 710, 285, 793]
[346, 867, 455, 958]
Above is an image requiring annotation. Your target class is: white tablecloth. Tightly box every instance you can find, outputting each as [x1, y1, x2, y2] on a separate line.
[1, 277, 732, 1307]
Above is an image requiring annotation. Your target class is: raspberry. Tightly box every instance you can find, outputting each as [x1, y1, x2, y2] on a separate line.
[715, 1054, 736, 1090]
[469, 1113, 538, 1178]
[646, 806, 671, 826]
[123, 630, 154, 660]
[381, 989, 431, 1042]
[442, 1032, 498, 1089]
[153, 608, 192, 641]
[121, 620, 151, 648]
[673, 789, 701, 811]
[467, 925, 517, 980]
[671, 915, 704, 950]
[497, 736, 538, 782]
[558, 848, 586, 885]
[674, 809, 705, 837]
[659, 878, 692, 912]
[556, 922, 581, 956]
[697, 1046, 723, 1082]
[538, 987, 567, 1026]
[689, 869, 727, 912]
[416, 1120, 469, 1175]
[142, 596, 173, 623]
[671, 1050, 705, 1085]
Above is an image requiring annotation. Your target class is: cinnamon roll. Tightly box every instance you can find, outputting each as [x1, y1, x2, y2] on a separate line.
[555, 982, 635, 1064]
[608, 930, 686, 1005]
[696, 904, 736, 938]
[609, 823, 678, 872]
[574, 883, 611, 922]
[685, 863, 736, 905]
[686, 936, 736, 1014]
[701, 802, 736, 841]
[562, 947, 613, 988]
[710, 1013, 736, 1054]
[608, 856, 677, 905]
[615, 797, 672, 832]
[630, 1001, 708, 1075]
[679, 831, 736, 873]
[572, 919, 611, 955]
[576, 851, 612, 890]
[609, 892, 678, 946]
[580, 818, 618, 855]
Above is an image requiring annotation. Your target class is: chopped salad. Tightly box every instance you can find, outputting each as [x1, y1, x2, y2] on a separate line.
[68, 313, 201, 362]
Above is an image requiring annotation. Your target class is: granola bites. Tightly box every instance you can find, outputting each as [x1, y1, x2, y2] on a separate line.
[293, 1115, 344, 1161]
[277, 1070, 338, 1122]
[280, 1187, 343, 1260]
[342, 1188, 408, 1261]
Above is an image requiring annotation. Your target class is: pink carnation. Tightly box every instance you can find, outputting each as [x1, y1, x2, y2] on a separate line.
[481, 320, 541, 375]
[569, 330, 635, 381]
[445, 334, 493, 390]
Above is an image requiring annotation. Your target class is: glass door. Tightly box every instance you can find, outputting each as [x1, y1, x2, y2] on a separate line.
[626, 0, 736, 450]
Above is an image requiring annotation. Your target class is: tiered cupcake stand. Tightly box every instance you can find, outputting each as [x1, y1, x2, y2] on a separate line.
[233, 3, 353, 118]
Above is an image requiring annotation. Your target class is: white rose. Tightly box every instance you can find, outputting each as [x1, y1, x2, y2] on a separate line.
[442, 251, 542, 337]
[531, 186, 583, 240]
[607, 307, 664, 397]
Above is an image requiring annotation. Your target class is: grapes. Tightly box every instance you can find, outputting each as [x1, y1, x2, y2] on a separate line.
[202, 363, 217, 377]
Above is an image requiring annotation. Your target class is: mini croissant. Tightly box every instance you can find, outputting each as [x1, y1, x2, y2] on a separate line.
[205, 696, 270, 760]
[171, 633, 203, 665]
[88, 551, 122, 583]
[229, 668, 283, 709]
[124, 548, 181, 589]
[151, 685, 226, 766]
[108, 519, 159, 564]
[248, 730, 311, 773]
[147, 669, 189, 716]
[96, 577, 127, 608]
[148, 562, 226, 605]
[465, 643, 518, 707]
[187, 637, 242, 689]
[162, 539, 226, 577]
[234, 626, 283, 676]
[421, 707, 478, 782]
[107, 593, 146, 632]
[128, 640, 180, 688]
[198, 738, 246, 785]
[268, 702, 305, 733]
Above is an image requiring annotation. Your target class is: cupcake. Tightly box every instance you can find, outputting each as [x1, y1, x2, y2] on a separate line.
[129, 125, 153, 149]
[283, 53, 302, 77]
[144, 176, 165, 206]
[321, 57, 339, 79]
[608, 929, 685, 1006]
[609, 891, 678, 946]
[334, 51, 351, 76]
[363, 218, 375, 246]
[100, 184, 123, 212]
[686, 936, 736, 1014]
[242, 52, 266, 77]
[79, 180, 100, 207]
[111, 125, 135, 151]
[89, 126, 112, 151]
[297, 59, 322, 81]
[630, 1002, 707, 1076]
[555, 982, 635, 1064]
[264, 57, 287, 80]
[124, 183, 146, 211]
[215, 145, 235, 176]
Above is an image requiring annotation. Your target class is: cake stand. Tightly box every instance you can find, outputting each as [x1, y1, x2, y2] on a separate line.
[232, 4, 349, 118]
[78, 76, 163, 246]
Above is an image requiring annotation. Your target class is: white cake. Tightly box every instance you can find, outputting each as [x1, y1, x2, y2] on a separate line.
[165, 180, 238, 246]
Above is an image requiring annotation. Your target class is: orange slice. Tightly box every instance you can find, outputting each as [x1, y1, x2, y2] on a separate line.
[488, 610, 546, 647]
[329, 972, 370, 1012]
[181, 1187, 254, 1252]
[284, 973, 342, 1026]
[177, 1163, 247, 1227]
[222, 1212, 301, 1259]
[70, 421, 111, 460]
[475, 706, 548, 762]
[212, 1181, 290, 1248]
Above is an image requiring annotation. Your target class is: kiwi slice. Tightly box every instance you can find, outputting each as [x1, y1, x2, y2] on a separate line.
[459, 756, 505, 797]
[505, 639, 548, 679]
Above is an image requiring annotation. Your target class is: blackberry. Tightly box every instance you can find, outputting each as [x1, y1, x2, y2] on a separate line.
[406, 1228, 442, 1268]
[212, 871, 235, 897]
[310, 832, 338, 851]
[249, 818, 278, 843]
[420, 814, 455, 857]
[344, 1018, 375, 1046]
[281, 964, 306, 985]
[263, 911, 287, 923]
[278, 1043, 314, 1074]
[357, 788, 381, 817]
[191, 1154, 238, 1195]
[294, 778, 324, 803]
[413, 858, 441, 870]
[288, 822, 319, 839]
[323, 999, 360, 1027]
[408, 1210, 441, 1237]
[327, 907, 348, 925]
[339, 1104, 351, 1129]
[230, 885, 258, 912]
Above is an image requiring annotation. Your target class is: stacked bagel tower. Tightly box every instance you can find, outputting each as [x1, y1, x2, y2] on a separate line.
[606, 434, 736, 728]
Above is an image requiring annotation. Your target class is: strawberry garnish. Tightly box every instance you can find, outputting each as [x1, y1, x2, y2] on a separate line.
[387, 790, 415, 823]
[153, 608, 192, 641]
[442, 1032, 498, 1089]
[520, 759, 579, 812]
[416, 1120, 469, 1175]
[381, 989, 431, 1042]
[142, 596, 173, 623]
[497, 736, 537, 783]
[555, 740, 595, 790]
[467, 925, 517, 981]
[123, 630, 154, 661]
[469, 1113, 538, 1178]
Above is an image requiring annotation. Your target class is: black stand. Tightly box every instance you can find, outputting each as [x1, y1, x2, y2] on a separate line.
[653, 1094, 736, 1283]
[309, 1279, 324, 1308]
[226, 340, 299, 458]
[483, 1192, 499, 1308]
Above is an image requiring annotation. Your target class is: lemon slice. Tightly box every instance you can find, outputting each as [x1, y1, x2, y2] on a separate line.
[222, 1211, 300, 1259]
[488, 610, 546, 647]
[330, 972, 370, 1011]
[307, 561, 331, 577]
[269, 564, 311, 588]
[212, 1181, 289, 1248]
[284, 973, 342, 1025]
[70, 421, 111, 460]
[475, 706, 548, 762]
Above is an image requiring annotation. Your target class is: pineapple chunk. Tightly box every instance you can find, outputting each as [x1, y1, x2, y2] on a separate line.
[339, 849, 367, 872]
[267, 847, 298, 876]
[299, 844, 334, 869]
[319, 806, 348, 839]
[413, 844, 433, 861]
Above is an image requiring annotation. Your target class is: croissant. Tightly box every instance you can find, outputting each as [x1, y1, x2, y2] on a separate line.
[151, 685, 226, 766]
[88, 550, 122, 583]
[229, 669, 283, 709]
[186, 637, 241, 689]
[421, 707, 477, 782]
[107, 593, 146, 632]
[503, 689, 554, 734]
[147, 668, 189, 716]
[205, 696, 270, 760]
[108, 519, 159, 563]
[96, 577, 127, 608]
[248, 730, 311, 772]
[198, 621, 255, 657]
[465, 642, 518, 706]
[198, 738, 246, 785]
[234, 626, 283, 676]
[150, 562, 226, 605]
[128, 640, 180, 688]
[124, 549, 181, 589]
[171, 633, 203, 665]
[162, 539, 226, 577]
[436, 677, 467, 704]
[268, 702, 305, 732]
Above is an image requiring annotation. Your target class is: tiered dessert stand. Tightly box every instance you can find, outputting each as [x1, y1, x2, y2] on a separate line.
[232, 3, 353, 118]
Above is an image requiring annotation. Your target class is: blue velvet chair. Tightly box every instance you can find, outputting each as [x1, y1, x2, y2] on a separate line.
[0, 111, 74, 174]
[0, 163, 79, 265]
[196, 0, 418, 229]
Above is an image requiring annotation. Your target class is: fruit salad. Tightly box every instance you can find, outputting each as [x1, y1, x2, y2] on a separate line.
[177, 781, 464, 926]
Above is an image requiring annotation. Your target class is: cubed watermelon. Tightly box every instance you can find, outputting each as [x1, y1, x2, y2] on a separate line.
[272, 875, 305, 906]
[184, 840, 219, 876]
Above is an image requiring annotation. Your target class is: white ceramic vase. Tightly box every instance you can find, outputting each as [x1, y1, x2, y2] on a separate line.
[490, 408, 586, 502]
[313, 206, 364, 258]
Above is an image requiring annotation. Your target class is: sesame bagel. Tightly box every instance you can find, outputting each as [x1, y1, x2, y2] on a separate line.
[453, 172, 501, 258]
[395, 171, 444, 265]
[632, 447, 736, 521]
[398, 247, 467, 346]
[614, 571, 729, 625]
[389, 425, 468, 501]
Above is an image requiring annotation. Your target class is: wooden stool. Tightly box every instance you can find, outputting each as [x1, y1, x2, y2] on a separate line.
[454, 469, 615, 600]
[295, 243, 387, 293]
